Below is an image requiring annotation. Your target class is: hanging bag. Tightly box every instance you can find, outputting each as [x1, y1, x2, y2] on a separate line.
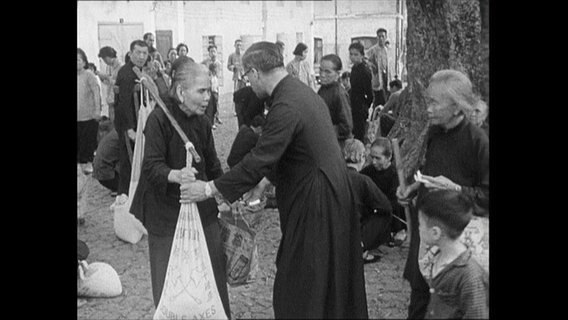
[110, 85, 153, 244]
[219, 201, 259, 286]
[153, 144, 227, 320]
[365, 106, 382, 145]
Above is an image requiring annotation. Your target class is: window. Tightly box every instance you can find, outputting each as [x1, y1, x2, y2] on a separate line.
[202, 35, 224, 86]
[314, 38, 323, 65]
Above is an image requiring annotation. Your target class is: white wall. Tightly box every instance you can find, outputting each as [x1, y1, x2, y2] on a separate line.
[77, 1, 156, 71]
[77, 1, 315, 93]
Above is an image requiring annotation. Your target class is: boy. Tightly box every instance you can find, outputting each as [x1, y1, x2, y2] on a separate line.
[417, 190, 489, 319]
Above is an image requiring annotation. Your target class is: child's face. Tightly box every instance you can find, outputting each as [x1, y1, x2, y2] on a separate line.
[418, 211, 436, 245]
[349, 49, 363, 65]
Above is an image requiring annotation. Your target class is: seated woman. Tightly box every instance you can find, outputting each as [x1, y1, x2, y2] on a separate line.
[343, 138, 392, 263]
[360, 137, 408, 245]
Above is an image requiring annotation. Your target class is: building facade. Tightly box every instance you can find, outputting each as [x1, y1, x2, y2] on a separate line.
[77, 1, 315, 94]
[313, 0, 406, 81]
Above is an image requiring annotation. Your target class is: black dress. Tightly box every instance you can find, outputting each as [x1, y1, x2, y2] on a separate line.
[317, 81, 353, 144]
[349, 62, 374, 141]
[346, 167, 392, 250]
[129, 97, 230, 316]
[214, 75, 368, 319]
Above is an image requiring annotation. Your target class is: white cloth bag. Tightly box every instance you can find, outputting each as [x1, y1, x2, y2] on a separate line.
[77, 261, 122, 298]
[111, 86, 154, 244]
[154, 145, 227, 320]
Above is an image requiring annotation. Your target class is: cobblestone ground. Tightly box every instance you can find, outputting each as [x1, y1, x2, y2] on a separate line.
[78, 93, 410, 319]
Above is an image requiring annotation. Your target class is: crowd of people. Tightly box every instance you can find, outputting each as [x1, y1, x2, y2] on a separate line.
[77, 26, 489, 319]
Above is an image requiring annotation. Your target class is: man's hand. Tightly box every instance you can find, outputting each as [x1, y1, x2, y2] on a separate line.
[127, 129, 136, 141]
[180, 180, 208, 203]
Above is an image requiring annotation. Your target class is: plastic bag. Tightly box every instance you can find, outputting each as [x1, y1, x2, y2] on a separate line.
[77, 261, 122, 298]
[219, 202, 259, 286]
[110, 194, 148, 244]
[365, 106, 382, 145]
[154, 146, 227, 320]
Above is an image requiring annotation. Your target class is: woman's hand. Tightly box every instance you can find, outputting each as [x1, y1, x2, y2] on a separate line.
[421, 175, 461, 191]
[180, 180, 208, 203]
[396, 181, 419, 206]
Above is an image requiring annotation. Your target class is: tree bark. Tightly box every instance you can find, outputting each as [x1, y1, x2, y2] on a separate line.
[387, 0, 487, 180]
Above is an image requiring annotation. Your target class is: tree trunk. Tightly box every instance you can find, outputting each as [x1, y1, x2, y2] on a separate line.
[387, 0, 487, 180]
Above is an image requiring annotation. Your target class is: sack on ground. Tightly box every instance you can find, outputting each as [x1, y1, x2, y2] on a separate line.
[77, 261, 122, 298]
[110, 194, 147, 244]
[219, 205, 259, 286]
[154, 201, 227, 320]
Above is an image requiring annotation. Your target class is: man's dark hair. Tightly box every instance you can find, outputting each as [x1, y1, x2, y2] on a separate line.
[341, 71, 350, 80]
[389, 79, 403, 90]
[321, 54, 342, 71]
[143, 32, 153, 41]
[98, 46, 117, 59]
[77, 48, 89, 70]
[416, 190, 473, 240]
[293, 42, 308, 56]
[208, 45, 217, 52]
[130, 39, 148, 52]
[251, 115, 266, 128]
[348, 42, 365, 56]
[376, 28, 387, 35]
[235, 39, 242, 45]
[242, 41, 284, 73]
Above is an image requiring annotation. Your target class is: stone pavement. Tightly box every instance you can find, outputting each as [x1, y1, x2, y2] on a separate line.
[77, 93, 411, 319]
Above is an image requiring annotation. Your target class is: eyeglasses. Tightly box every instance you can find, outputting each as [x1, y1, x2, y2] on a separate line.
[243, 68, 254, 78]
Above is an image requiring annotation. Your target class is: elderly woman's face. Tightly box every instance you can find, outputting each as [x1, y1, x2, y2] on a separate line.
[168, 50, 178, 62]
[77, 54, 85, 71]
[425, 83, 458, 127]
[178, 70, 211, 117]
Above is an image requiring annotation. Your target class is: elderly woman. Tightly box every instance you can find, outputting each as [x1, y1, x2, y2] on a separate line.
[396, 69, 489, 319]
[129, 60, 230, 317]
[285, 42, 316, 91]
[343, 138, 392, 263]
[176, 42, 189, 57]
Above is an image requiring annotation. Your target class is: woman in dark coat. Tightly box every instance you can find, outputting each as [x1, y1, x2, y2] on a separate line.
[317, 54, 353, 148]
[348, 42, 374, 142]
[129, 61, 230, 317]
[397, 69, 489, 319]
[181, 41, 368, 319]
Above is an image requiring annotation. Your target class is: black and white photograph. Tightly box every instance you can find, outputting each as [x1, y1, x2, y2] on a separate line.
[77, 0, 490, 318]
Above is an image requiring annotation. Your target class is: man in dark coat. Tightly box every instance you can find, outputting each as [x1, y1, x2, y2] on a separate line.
[114, 39, 149, 195]
[181, 41, 368, 319]
[130, 62, 230, 317]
